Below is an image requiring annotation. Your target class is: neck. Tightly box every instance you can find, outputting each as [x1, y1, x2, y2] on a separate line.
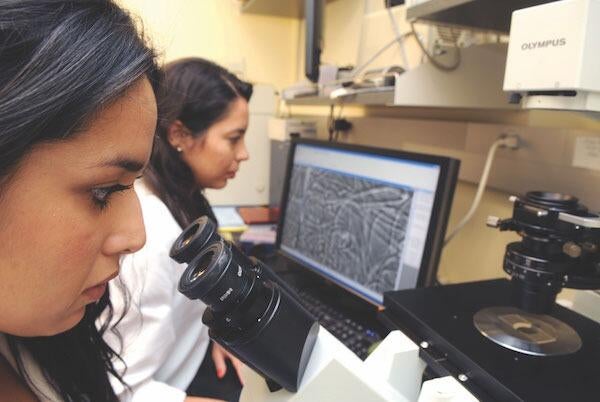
[0, 354, 39, 401]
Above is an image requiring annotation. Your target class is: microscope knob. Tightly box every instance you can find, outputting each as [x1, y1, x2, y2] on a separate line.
[486, 216, 501, 228]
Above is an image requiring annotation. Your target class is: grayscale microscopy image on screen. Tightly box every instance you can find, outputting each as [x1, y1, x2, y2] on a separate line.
[282, 165, 413, 295]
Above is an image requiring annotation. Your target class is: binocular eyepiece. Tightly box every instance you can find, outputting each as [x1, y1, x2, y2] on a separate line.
[170, 216, 319, 392]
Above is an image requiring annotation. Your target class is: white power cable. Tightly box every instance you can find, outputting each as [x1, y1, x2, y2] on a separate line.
[350, 33, 413, 80]
[410, 21, 461, 72]
[444, 135, 520, 247]
[386, 6, 410, 70]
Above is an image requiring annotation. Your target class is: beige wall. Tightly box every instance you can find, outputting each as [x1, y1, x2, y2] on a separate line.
[118, 0, 300, 91]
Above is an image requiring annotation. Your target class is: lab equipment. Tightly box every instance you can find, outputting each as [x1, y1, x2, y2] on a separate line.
[480, 191, 600, 355]
[171, 217, 477, 401]
[170, 216, 319, 392]
[487, 191, 600, 314]
[277, 139, 459, 303]
[383, 278, 600, 401]
[382, 191, 600, 400]
[504, 0, 600, 112]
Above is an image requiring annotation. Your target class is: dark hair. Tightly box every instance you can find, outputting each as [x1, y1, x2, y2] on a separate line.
[144, 57, 253, 228]
[0, 0, 160, 400]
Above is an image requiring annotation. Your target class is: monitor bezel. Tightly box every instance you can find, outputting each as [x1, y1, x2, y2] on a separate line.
[276, 138, 459, 303]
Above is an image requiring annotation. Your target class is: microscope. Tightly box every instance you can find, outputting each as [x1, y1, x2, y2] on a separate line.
[170, 216, 475, 401]
[480, 191, 600, 356]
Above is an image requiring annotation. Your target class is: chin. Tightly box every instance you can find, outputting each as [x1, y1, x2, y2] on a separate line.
[210, 180, 228, 190]
[4, 307, 86, 337]
[50, 306, 87, 335]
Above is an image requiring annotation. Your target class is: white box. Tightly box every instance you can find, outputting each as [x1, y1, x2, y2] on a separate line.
[503, 0, 600, 112]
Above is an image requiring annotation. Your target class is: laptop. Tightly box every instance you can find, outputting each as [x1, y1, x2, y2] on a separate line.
[268, 138, 459, 358]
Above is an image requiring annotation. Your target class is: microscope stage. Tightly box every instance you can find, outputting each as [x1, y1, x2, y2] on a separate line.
[382, 279, 600, 402]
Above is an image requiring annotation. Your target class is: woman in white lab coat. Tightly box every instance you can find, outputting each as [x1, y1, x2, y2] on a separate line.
[102, 58, 252, 402]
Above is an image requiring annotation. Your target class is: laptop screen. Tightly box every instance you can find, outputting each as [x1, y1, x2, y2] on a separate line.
[278, 140, 458, 305]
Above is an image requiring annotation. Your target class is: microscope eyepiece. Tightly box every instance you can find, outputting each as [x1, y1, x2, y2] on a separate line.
[179, 241, 253, 312]
[170, 215, 219, 264]
[171, 216, 319, 392]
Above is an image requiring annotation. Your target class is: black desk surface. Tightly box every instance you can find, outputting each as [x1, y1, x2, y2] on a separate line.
[382, 279, 600, 402]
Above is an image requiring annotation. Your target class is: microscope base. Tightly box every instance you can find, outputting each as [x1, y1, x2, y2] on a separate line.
[240, 327, 425, 401]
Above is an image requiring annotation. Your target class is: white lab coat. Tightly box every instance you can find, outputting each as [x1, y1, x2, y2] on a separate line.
[101, 182, 210, 402]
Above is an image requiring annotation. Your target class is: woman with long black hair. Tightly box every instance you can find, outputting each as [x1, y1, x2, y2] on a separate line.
[0, 1, 160, 400]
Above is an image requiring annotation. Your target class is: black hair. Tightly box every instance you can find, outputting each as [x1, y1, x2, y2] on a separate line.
[0, 0, 160, 400]
[144, 57, 253, 228]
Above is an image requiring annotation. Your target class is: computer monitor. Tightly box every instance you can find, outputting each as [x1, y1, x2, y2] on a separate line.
[277, 139, 459, 305]
[305, 0, 323, 82]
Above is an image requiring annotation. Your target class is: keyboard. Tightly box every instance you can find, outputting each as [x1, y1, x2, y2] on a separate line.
[296, 289, 382, 360]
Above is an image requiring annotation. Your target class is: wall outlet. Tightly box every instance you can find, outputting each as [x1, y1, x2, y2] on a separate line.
[573, 136, 600, 171]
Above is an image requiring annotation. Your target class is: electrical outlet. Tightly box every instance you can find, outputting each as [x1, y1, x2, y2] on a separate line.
[572, 136, 600, 171]
[465, 123, 568, 165]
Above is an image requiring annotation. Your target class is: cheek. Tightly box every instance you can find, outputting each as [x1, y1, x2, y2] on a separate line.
[188, 140, 234, 183]
[0, 196, 101, 335]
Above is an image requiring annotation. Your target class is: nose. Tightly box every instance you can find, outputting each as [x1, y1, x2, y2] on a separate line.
[102, 191, 146, 256]
[237, 140, 249, 162]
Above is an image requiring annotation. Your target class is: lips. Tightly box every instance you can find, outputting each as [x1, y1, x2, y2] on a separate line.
[83, 271, 118, 301]
[83, 282, 107, 301]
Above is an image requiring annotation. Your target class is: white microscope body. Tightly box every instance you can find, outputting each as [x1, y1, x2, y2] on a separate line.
[239, 327, 477, 402]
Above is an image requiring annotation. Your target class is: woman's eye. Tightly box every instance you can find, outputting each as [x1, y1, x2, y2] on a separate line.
[90, 183, 133, 210]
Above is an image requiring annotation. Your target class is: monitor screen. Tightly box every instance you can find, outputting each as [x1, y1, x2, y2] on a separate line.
[278, 140, 458, 304]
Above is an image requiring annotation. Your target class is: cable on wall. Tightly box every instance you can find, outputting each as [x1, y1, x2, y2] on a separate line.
[444, 134, 520, 247]
[410, 21, 461, 72]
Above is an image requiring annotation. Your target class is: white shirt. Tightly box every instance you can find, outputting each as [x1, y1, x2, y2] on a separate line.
[101, 182, 210, 402]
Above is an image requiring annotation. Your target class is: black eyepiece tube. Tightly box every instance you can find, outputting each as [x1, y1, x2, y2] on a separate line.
[172, 216, 319, 392]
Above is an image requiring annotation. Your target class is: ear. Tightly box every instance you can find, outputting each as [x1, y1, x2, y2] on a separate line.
[166, 120, 193, 152]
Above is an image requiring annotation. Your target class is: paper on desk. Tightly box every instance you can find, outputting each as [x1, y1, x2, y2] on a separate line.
[212, 206, 246, 229]
[239, 224, 277, 245]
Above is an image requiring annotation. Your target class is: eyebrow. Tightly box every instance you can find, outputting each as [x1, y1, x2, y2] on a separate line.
[93, 157, 146, 172]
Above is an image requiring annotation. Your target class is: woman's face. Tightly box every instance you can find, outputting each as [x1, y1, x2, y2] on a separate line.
[0, 78, 157, 337]
[180, 97, 250, 189]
